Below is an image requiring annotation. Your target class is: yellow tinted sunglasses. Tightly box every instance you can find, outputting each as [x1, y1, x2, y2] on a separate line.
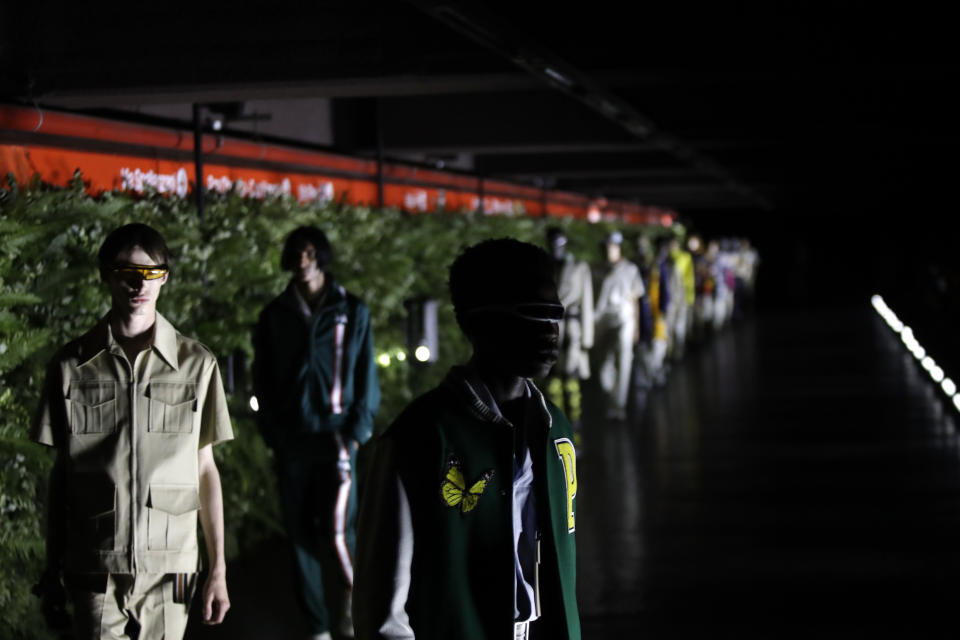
[110, 263, 169, 280]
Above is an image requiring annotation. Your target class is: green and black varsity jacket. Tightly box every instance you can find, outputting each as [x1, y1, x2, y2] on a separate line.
[354, 366, 580, 640]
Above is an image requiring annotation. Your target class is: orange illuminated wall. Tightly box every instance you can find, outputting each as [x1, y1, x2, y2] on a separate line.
[0, 105, 671, 225]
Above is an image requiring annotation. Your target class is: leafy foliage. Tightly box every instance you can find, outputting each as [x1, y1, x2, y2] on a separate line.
[0, 173, 663, 636]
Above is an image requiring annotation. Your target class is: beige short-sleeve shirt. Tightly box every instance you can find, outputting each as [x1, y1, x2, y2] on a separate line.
[33, 312, 234, 574]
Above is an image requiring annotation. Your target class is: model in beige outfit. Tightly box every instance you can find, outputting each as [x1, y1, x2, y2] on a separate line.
[33, 224, 234, 640]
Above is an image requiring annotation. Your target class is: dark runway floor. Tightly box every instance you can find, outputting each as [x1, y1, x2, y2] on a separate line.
[577, 307, 960, 638]
[188, 306, 960, 638]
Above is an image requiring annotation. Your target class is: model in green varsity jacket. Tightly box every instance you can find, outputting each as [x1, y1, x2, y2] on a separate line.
[252, 278, 380, 449]
[354, 366, 580, 640]
[354, 239, 581, 640]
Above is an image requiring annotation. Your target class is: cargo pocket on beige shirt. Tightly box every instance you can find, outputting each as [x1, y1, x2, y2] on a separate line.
[66, 381, 117, 434]
[146, 382, 197, 434]
[147, 485, 201, 551]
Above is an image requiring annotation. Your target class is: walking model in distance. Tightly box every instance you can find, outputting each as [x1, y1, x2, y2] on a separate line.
[354, 238, 581, 640]
[253, 226, 380, 640]
[544, 227, 594, 429]
[34, 223, 234, 640]
[593, 231, 646, 420]
[668, 234, 696, 359]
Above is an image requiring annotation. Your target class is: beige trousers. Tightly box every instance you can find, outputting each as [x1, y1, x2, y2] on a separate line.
[69, 573, 197, 640]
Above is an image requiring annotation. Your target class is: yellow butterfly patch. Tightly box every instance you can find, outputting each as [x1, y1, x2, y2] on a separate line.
[439, 453, 494, 514]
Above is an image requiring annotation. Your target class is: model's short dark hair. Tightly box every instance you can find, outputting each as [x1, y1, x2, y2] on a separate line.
[98, 223, 171, 279]
[281, 226, 332, 272]
[449, 238, 554, 328]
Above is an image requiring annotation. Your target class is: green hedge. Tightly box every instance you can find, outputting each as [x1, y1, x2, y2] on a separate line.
[0, 172, 663, 638]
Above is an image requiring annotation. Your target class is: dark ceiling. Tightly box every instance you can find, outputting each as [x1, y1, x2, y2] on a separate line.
[1, 1, 955, 228]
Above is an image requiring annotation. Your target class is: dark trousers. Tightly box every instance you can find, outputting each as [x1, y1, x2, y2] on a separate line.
[277, 438, 358, 635]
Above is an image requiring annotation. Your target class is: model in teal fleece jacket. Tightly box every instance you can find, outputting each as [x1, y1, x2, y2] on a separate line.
[253, 226, 379, 639]
[253, 279, 379, 446]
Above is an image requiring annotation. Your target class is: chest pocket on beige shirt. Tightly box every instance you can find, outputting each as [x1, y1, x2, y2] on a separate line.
[67, 381, 117, 434]
[146, 382, 197, 433]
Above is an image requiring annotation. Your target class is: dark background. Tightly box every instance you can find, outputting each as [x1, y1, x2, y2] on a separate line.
[3, 1, 955, 314]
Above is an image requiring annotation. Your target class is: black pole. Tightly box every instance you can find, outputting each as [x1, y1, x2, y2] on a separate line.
[192, 103, 205, 220]
[375, 98, 385, 208]
[226, 353, 235, 394]
[192, 103, 209, 289]
[478, 176, 485, 215]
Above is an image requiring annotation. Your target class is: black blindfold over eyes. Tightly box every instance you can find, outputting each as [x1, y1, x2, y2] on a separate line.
[465, 303, 564, 322]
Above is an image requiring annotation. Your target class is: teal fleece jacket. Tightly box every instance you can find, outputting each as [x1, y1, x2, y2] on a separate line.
[252, 279, 379, 448]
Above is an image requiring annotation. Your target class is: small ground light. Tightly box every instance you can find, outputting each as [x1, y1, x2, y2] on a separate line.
[954, 395, 960, 412]
[249, 396, 259, 412]
[396, 351, 407, 362]
[922, 357, 936, 371]
[377, 353, 391, 367]
[415, 345, 431, 362]
[943, 379, 957, 396]
[931, 366, 945, 383]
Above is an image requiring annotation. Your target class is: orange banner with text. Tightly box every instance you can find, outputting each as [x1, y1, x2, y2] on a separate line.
[0, 105, 669, 225]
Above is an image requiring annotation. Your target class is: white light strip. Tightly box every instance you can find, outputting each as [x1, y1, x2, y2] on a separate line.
[872, 295, 906, 333]
[873, 294, 959, 414]
[543, 67, 574, 87]
[943, 379, 957, 396]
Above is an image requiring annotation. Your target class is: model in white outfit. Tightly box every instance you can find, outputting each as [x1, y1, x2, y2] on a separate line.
[545, 229, 594, 425]
[593, 232, 645, 419]
[709, 241, 734, 330]
[549, 231, 594, 380]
